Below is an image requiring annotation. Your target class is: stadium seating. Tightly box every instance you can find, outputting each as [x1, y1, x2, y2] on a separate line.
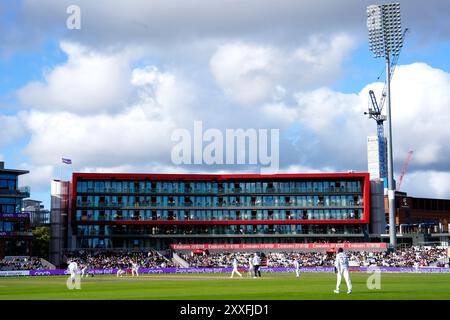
[177, 247, 448, 268]
[1, 246, 447, 270]
[0, 256, 46, 271]
[63, 249, 176, 269]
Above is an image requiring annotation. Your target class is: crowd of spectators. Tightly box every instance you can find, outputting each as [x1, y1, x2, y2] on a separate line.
[63, 250, 175, 269]
[179, 251, 254, 268]
[1, 247, 447, 271]
[345, 246, 448, 267]
[180, 246, 449, 268]
[0, 256, 46, 271]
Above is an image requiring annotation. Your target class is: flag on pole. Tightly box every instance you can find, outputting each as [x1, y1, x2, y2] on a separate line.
[62, 157, 72, 164]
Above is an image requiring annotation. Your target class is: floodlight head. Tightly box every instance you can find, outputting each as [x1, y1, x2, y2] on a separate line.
[367, 3, 403, 58]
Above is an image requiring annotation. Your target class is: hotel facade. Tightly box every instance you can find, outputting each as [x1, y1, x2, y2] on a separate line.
[70, 172, 371, 250]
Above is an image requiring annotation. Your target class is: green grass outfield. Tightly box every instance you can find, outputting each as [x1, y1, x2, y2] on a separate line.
[0, 272, 449, 300]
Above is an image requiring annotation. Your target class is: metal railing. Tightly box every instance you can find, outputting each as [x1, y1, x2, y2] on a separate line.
[76, 187, 363, 195]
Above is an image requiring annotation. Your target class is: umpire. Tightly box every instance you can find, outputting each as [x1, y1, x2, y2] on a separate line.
[252, 253, 261, 278]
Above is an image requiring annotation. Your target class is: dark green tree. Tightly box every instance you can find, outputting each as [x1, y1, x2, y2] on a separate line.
[32, 226, 50, 259]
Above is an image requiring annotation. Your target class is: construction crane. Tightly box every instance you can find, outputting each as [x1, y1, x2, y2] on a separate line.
[365, 28, 409, 180]
[366, 90, 387, 178]
[396, 150, 413, 191]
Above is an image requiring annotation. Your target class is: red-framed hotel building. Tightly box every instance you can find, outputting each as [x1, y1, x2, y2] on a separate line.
[71, 172, 370, 250]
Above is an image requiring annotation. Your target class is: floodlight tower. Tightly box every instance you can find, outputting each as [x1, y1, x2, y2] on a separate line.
[367, 3, 403, 250]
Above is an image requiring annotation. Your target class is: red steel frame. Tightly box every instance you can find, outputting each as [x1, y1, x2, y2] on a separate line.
[71, 172, 370, 227]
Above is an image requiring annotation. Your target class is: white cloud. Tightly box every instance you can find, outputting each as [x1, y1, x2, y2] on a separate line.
[130, 65, 196, 123]
[209, 42, 279, 105]
[261, 102, 298, 127]
[284, 164, 336, 174]
[17, 42, 135, 113]
[260, 87, 368, 169]
[5, 0, 450, 56]
[294, 88, 363, 131]
[18, 163, 55, 191]
[80, 164, 192, 175]
[9, 41, 205, 174]
[257, 62, 450, 191]
[292, 33, 357, 85]
[21, 108, 176, 168]
[401, 170, 450, 199]
[0, 114, 26, 146]
[390, 63, 450, 168]
[6, 37, 450, 201]
[14, 46, 200, 169]
[209, 34, 356, 106]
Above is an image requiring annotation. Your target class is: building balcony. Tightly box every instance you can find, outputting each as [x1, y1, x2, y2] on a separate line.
[75, 232, 366, 238]
[76, 202, 363, 211]
[75, 188, 362, 196]
[0, 231, 33, 237]
[0, 189, 30, 198]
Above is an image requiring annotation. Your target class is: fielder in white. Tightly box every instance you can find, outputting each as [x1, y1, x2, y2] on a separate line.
[67, 260, 79, 284]
[293, 258, 301, 278]
[230, 257, 242, 278]
[334, 248, 352, 294]
[131, 261, 139, 277]
[414, 261, 420, 273]
[248, 257, 254, 277]
[81, 264, 88, 278]
[116, 268, 126, 277]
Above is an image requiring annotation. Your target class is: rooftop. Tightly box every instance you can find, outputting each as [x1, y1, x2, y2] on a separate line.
[0, 161, 29, 176]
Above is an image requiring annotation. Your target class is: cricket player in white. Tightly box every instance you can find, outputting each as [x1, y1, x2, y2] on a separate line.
[67, 260, 79, 284]
[230, 257, 242, 278]
[131, 261, 139, 277]
[334, 248, 352, 294]
[116, 268, 126, 277]
[293, 258, 300, 278]
[81, 264, 88, 278]
[248, 257, 254, 277]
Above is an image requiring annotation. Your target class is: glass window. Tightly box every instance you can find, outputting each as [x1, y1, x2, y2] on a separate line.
[94, 181, 104, 192]
[117, 181, 123, 192]
[272, 210, 278, 220]
[306, 196, 313, 207]
[335, 196, 341, 206]
[342, 209, 349, 220]
[329, 181, 338, 192]
[76, 181, 86, 192]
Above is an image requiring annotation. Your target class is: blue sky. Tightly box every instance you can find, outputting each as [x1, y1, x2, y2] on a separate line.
[1, 0, 450, 209]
